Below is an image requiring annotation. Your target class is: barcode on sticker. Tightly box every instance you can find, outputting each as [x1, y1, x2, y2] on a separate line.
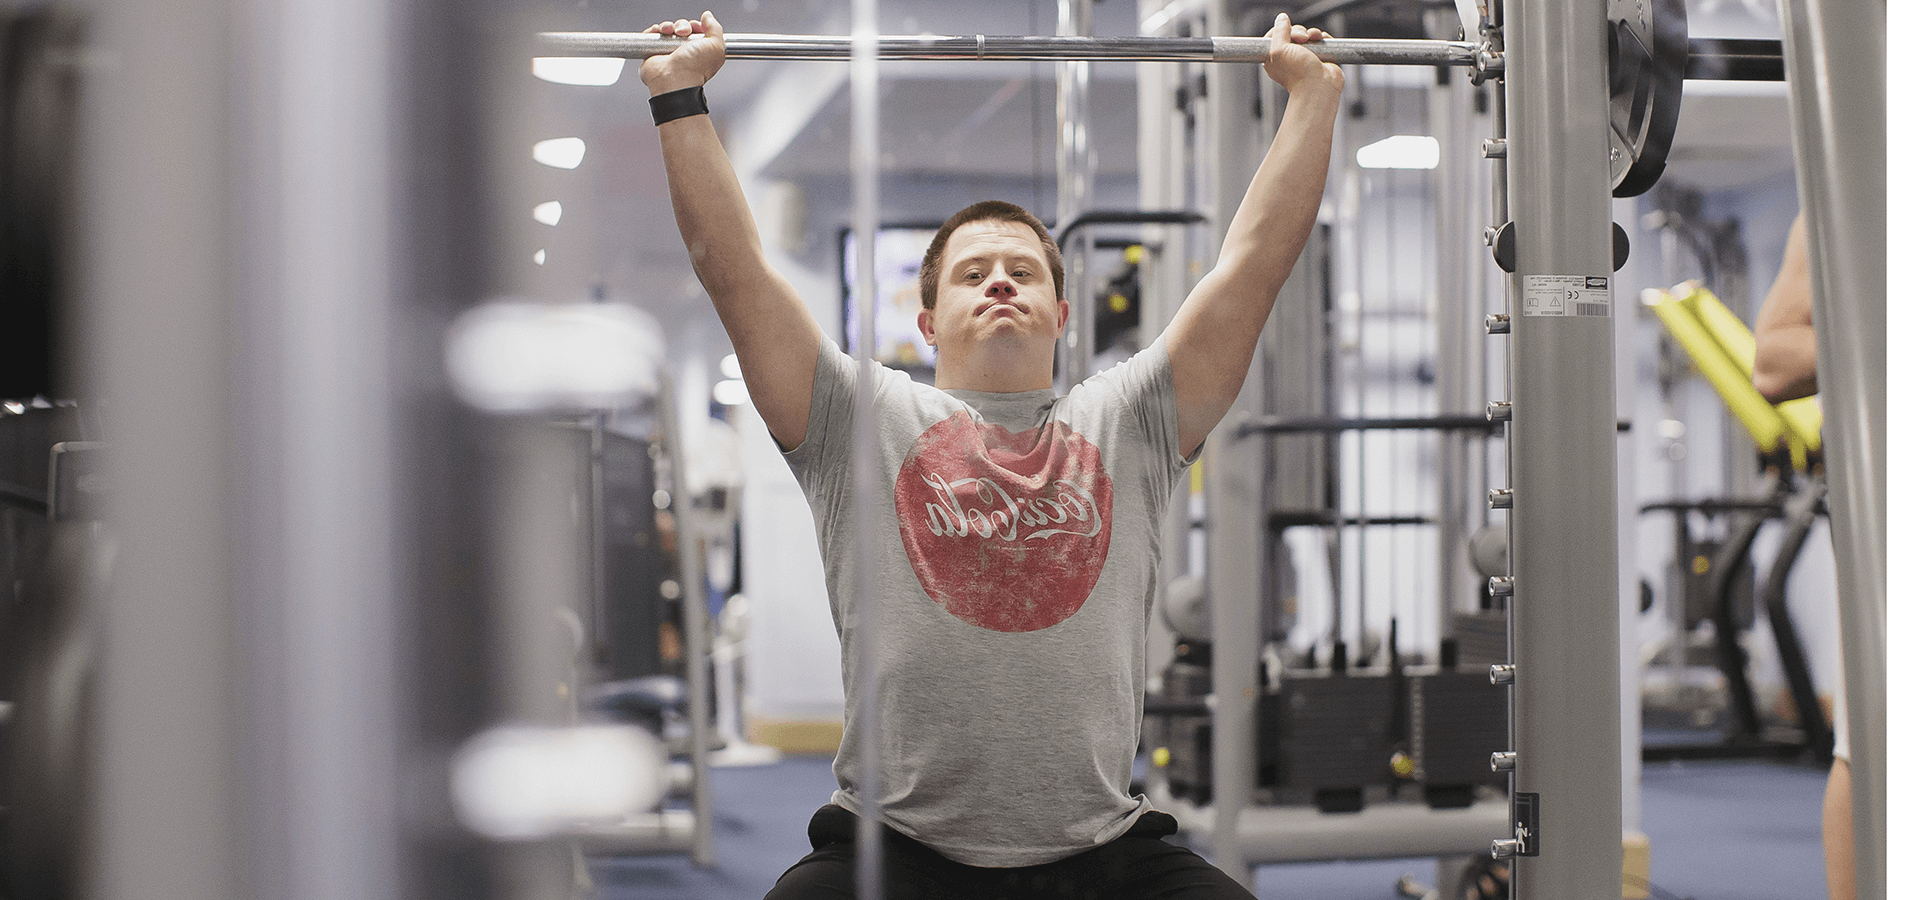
[1574, 302, 1609, 317]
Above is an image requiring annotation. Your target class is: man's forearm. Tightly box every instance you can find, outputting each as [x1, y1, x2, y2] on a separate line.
[1213, 82, 1341, 298]
[1195, 80, 1340, 324]
[659, 114, 771, 300]
[1162, 73, 1341, 456]
[656, 111, 821, 449]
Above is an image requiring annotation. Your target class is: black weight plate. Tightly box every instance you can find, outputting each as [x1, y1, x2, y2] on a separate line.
[1607, 0, 1688, 197]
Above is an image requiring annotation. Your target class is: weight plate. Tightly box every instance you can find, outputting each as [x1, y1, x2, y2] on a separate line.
[1607, 0, 1688, 197]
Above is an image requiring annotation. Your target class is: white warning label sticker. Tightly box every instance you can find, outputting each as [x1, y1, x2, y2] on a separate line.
[1522, 274, 1612, 318]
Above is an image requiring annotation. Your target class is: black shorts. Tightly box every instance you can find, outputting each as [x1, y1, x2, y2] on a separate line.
[762, 804, 1258, 900]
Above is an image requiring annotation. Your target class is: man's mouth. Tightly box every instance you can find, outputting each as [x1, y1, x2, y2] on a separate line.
[982, 299, 1023, 316]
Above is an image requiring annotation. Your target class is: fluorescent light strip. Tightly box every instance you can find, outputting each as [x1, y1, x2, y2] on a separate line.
[532, 57, 624, 86]
[1356, 134, 1440, 170]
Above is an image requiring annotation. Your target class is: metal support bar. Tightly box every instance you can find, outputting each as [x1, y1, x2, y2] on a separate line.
[848, 4, 885, 897]
[1776, 0, 1887, 896]
[1236, 414, 1501, 438]
[1202, 0, 1262, 878]
[569, 810, 698, 856]
[656, 374, 716, 867]
[536, 31, 1480, 66]
[1153, 792, 1510, 863]
[1056, 0, 1095, 390]
[537, 31, 1784, 79]
[1053, 209, 1207, 245]
[1505, 0, 1623, 894]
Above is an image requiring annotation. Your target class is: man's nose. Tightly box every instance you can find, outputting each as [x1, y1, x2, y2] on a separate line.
[985, 279, 1016, 299]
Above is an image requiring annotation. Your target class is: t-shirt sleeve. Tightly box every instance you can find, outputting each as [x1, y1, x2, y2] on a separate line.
[783, 333, 860, 503]
[1083, 335, 1194, 502]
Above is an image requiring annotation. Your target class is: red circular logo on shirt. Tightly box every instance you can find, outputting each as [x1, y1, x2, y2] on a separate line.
[894, 412, 1114, 632]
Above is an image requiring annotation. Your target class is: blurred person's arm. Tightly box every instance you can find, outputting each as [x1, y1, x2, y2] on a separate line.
[1753, 214, 1818, 402]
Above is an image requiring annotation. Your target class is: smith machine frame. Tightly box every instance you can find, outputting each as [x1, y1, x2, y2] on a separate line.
[538, 2, 1878, 897]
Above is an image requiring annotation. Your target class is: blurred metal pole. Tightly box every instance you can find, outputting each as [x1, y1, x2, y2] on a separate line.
[1776, 2, 1886, 898]
[849, 0, 884, 898]
[1056, 0, 1095, 387]
[80, 0, 424, 898]
[1137, 0, 1190, 595]
[81, 0, 590, 897]
[1504, 0, 1622, 896]
[1428, 11, 1487, 632]
[80, 0, 256, 896]
[656, 374, 716, 867]
[1201, 0, 1259, 886]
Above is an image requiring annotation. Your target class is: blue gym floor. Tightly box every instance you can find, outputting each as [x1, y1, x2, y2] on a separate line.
[588, 753, 1829, 900]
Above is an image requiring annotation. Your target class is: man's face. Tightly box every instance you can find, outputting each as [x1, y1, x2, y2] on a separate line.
[917, 219, 1068, 365]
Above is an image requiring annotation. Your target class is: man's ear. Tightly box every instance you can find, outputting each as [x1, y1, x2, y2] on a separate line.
[918, 307, 936, 346]
[1055, 297, 1070, 336]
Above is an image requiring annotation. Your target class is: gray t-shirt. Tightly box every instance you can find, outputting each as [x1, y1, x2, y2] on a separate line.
[783, 334, 1194, 867]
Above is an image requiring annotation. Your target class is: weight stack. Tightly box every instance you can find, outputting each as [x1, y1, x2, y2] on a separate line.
[1407, 666, 1508, 809]
[598, 431, 672, 680]
[1259, 669, 1396, 812]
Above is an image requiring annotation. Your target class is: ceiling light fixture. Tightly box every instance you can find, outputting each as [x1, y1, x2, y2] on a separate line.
[532, 57, 624, 86]
[1356, 134, 1440, 169]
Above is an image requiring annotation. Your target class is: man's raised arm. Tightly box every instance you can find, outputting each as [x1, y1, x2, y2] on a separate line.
[1163, 13, 1342, 458]
[643, 13, 822, 450]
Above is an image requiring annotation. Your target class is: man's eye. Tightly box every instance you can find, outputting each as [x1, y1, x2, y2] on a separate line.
[1013, 269, 1032, 278]
[963, 272, 982, 281]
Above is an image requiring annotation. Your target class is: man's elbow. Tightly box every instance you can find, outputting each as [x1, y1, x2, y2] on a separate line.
[1752, 365, 1815, 404]
[1752, 370, 1787, 403]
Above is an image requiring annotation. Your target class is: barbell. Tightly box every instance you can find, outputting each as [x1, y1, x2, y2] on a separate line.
[539, 0, 1767, 199]
[537, 31, 1485, 69]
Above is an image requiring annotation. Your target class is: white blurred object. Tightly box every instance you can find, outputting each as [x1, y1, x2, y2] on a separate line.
[709, 595, 782, 768]
[1161, 574, 1209, 642]
[532, 57, 624, 86]
[1356, 135, 1440, 170]
[1468, 522, 1509, 579]
[450, 723, 668, 840]
[445, 301, 664, 413]
[533, 137, 587, 170]
[532, 200, 563, 225]
[711, 378, 749, 406]
[686, 417, 744, 497]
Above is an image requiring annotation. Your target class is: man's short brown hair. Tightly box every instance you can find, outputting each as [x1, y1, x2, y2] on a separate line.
[916, 200, 1064, 310]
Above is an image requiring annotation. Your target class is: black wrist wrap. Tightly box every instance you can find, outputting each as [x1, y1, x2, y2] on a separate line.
[650, 85, 708, 126]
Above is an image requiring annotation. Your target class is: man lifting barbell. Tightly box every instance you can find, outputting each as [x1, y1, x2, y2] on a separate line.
[641, 10, 1341, 898]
